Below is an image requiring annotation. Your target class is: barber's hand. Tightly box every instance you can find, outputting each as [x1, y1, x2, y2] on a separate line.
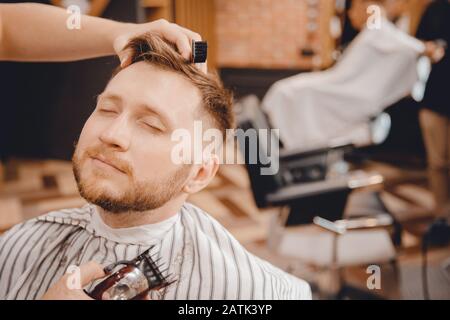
[113, 19, 207, 73]
[424, 41, 446, 63]
[40, 261, 105, 300]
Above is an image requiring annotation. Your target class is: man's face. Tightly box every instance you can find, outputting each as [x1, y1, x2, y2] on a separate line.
[73, 62, 202, 213]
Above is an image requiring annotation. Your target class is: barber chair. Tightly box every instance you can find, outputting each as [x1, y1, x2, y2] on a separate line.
[235, 95, 398, 299]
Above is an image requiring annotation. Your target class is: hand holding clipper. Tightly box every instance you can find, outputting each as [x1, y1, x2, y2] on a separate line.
[86, 246, 175, 300]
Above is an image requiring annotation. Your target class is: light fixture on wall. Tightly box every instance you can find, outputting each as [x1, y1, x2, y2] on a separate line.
[300, 0, 321, 68]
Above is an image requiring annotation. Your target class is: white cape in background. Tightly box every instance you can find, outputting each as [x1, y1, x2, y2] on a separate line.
[262, 19, 425, 151]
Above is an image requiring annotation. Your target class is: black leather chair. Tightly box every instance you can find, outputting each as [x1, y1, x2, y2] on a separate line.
[234, 95, 397, 299]
[235, 95, 382, 225]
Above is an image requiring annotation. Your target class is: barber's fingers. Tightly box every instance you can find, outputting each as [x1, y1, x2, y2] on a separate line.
[114, 20, 207, 72]
[156, 22, 202, 61]
[174, 25, 207, 73]
[147, 20, 193, 61]
[196, 60, 208, 75]
[114, 35, 133, 68]
[78, 261, 106, 287]
[162, 23, 204, 63]
[174, 26, 207, 73]
[176, 25, 202, 42]
[115, 21, 192, 65]
[173, 31, 193, 62]
[113, 20, 173, 67]
[144, 23, 208, 73]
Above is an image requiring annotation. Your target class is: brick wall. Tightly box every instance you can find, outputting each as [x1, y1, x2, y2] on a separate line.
[215, 0, 334, 69]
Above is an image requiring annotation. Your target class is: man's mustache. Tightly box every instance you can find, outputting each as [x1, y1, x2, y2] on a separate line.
[84, 145, 133, 176]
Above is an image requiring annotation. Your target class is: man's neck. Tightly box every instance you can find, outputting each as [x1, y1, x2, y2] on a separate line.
[96, 196, 186, 229]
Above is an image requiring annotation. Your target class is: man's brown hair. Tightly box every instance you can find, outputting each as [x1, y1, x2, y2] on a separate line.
[115, 33, 235, 139]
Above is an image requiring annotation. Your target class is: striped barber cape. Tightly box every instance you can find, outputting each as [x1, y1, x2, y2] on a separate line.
[0, 203, 311, 300]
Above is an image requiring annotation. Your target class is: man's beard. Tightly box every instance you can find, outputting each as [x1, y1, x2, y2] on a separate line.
[72, 143, 191, 214]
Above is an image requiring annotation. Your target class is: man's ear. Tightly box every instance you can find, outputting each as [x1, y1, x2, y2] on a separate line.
[183, 154, 219, 194]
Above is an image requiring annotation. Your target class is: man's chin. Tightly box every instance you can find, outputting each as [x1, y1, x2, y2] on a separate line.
[82, 189, 153, 214]
[78, 178, 126, 201]
[88, 197, 134, 214]
[80, 190, 130, 213]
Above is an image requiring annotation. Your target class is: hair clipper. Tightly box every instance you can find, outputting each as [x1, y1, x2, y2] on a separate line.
[85, 246, 175, 300]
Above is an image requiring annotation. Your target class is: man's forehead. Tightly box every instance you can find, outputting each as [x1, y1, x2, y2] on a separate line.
[107, 62, 200, 98]
[103, 62, 203, 125]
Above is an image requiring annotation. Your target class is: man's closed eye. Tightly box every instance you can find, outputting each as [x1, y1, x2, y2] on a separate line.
[99, 108, 118, 115]
[139, 119, 165, 133]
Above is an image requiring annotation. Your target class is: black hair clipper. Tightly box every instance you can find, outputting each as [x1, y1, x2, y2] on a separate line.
[192, 40, 207, 63]
[86, 246, 175, 300]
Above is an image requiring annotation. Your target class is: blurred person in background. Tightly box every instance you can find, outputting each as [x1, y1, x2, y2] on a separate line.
[416, 0, 450, 219]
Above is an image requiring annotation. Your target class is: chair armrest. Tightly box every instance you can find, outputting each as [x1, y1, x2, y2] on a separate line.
[313, 214, 393, 235]
[266, 178, 350, 205]
[266, 171, 383, 206]
[279, 143, 354, 163]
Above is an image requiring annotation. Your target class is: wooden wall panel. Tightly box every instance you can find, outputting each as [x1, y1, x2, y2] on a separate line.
[319, 0, 336, 69]
[174, 0, 217, 70]
[141, 0, 174, 22]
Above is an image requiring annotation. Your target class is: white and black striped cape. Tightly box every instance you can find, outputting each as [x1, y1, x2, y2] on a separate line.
[0, 203, 311, 300]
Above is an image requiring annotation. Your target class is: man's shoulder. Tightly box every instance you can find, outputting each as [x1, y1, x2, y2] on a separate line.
[180, 202, 224, 229]
[180, 201, 250, 260]
[179, 202, 312, 299]
[0, 204, 93, 244]
[180, 202, 237, 243]
[180, 201, 209, 216]
[35, 203, 93, 227]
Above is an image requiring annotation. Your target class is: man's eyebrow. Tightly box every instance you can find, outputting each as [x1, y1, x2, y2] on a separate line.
[139, 102, 173, 130]
[98, 92, 173, 130]
[97, 93, 122, 104]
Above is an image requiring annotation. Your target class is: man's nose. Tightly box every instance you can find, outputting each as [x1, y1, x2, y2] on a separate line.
[99, 115, 131, 151]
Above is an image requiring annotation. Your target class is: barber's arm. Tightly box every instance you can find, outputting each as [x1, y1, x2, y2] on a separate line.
[0, 3, 201, 67]
[416, 2, 446, 64]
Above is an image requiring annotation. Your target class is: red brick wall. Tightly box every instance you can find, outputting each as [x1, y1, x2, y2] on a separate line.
[215, 0, 334, 69]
